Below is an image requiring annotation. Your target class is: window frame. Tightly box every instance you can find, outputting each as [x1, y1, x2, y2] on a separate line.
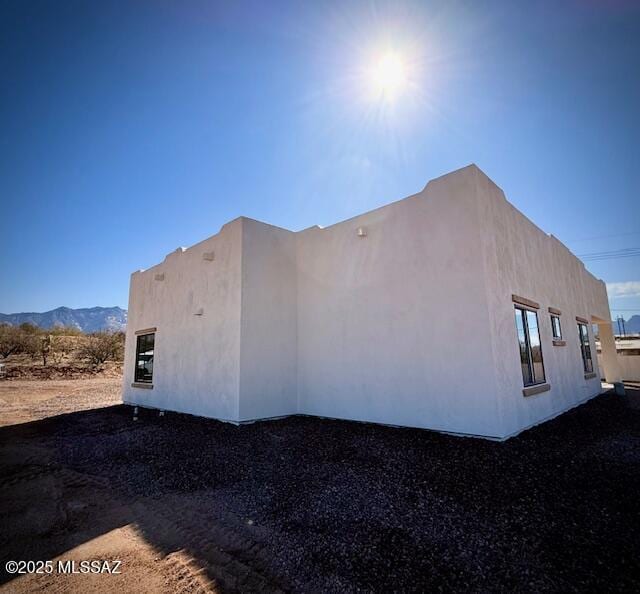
[514, 305, 546, 387]
[577, 322, 593, 374]
[134, 332, 155, 384]
[551, 314, 562, 340]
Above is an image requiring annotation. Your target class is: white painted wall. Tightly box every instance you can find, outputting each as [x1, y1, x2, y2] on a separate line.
[295, 167, 502, 437]
[473, 166, 611, 437]
[238, 218, 298, 421]
[122, 218, 243, 421]
[122, 165, 614, 439]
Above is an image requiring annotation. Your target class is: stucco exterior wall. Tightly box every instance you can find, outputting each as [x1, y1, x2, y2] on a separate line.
[295, 166, 502, 437]
[122, 218, 243, 421]
[238, 219, 298, 421]
[122, 164, 613, 439]
[473, 167, 611, 437]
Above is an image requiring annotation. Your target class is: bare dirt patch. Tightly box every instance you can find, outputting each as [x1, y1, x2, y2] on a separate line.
[0, 378, 199, 594]
[0, 377, 121, 426]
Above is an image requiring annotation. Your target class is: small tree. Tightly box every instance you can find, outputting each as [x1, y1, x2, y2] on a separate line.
[0, 324, 22, 359]
[19, 322, 39, 335]
[49, 325, 83, 336]
[111, 331, 125, 362]
[50, 335, 75, 364]
[20, 333, 41, 361]
[77, 331, 124, 367]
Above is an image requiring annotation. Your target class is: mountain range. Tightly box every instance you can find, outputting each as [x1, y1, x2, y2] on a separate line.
[0, 306, 637, 336]
[0, 306, 127, 333]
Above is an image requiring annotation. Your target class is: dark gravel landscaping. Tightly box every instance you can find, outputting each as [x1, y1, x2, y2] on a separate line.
[3, 385, 640, 592]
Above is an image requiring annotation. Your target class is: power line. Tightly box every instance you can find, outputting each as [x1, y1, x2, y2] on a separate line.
[578, 248, 640, 257]
[583, 254, 640, 262]
[565, 231, 640, 243]
[578, 247, 640, 262]
[578, 248, 640, 256]
[583, 255, 640, 261]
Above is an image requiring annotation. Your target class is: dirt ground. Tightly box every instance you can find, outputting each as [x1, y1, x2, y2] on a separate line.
[0, 378, 122, 427]
[1, 378, 639, 593]
[0, 377, 218, 593]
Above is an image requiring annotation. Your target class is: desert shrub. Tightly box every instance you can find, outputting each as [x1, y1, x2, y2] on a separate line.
[19, 322, 39, 335]
[21, 333, 42, 361]
[0, 324, 43, 360]
[77, 331, 124, 366]
[50, 335, 79, 363]
[0, 324, 22, 358]
[0, 324, 123, 367]
[0, 324, 75, 365]
[49, 325, 83, 336]
[111, 331, 125, 361]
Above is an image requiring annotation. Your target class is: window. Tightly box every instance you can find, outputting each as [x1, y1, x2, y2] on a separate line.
[135, 333, 155, 383]
[577, 323, 593, 373]
[515, 307, 546, 386]
[551, 315, 562, 340]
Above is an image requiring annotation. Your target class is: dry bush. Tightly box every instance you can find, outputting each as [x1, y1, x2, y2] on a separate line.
[77, 331, 124, 367]
[0, 324, 43, 360]
[19, 322, 40, 335]
[49, 335, 79, 364]
[21, 334, 42, 361]
[1, 324, 81, 366]
[1, 325, 125, 376]
[0, 324, 22, 358]
[49, 325, 83, 336]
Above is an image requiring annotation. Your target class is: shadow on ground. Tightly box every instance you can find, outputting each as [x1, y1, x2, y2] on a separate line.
[1, 386, 640, 592]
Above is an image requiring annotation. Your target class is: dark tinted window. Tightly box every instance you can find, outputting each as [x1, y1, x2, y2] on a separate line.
[135, 333, 154, 383]
[578, 323, 593, 373]
[551, 315, 562, 340]
[515, 308, 532, 385]
[514, 307, 546, 387]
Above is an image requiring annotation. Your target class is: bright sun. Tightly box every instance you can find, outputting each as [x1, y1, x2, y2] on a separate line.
[369, 52, 408, 100]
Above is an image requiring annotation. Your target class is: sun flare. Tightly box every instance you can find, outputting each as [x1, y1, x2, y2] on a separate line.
[369, 52, 407, 100]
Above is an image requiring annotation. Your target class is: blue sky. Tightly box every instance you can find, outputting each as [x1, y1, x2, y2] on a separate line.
[1, 0, 639, 319]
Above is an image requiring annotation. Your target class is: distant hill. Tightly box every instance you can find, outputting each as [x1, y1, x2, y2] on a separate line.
[613, 315, 640, 336]
[1, 306, 637, 336]
[0, 306, 127, 333]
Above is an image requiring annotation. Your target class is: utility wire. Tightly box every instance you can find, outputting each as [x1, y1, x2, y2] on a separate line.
[565, 231, 640, 243]
[583, 254, 640, 261]
[583, 254, 640, 262]
[578, 248, 640, 256]
[578, 247, 640, 262]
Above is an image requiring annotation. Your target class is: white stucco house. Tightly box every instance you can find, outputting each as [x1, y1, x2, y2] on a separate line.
[122, 164, 622, 439]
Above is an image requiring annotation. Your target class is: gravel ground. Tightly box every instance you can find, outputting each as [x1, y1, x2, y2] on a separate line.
[1, 381, 639, 592]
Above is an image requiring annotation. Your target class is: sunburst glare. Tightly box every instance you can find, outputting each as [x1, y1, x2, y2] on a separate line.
[369, 52, 408, 101]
